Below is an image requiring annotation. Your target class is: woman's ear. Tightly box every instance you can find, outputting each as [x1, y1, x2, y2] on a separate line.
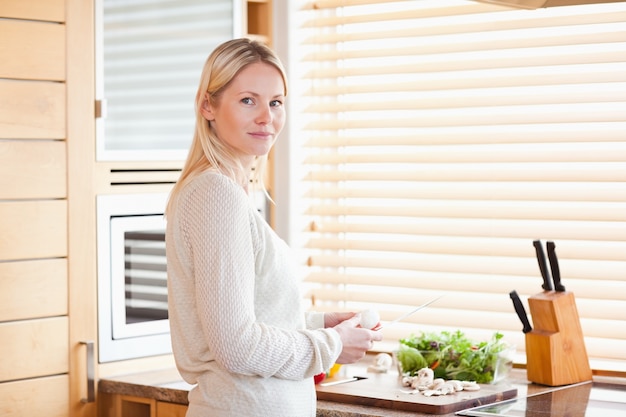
[199, 92, 215, 121]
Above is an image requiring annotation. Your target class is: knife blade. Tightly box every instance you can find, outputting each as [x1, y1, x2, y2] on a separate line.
[319, 376, 368, 387]
[509, 290, 532, 334]
[546, 241, 566, 292]
[533, 240, 553, 291]
[379, 295, 444, 329]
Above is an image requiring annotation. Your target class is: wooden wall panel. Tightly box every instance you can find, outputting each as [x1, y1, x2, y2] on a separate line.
[0, 0, 65, 22]
[0, 80, 66, 139]
[0, 375, 69, 417]
[0, 19, 65, 80]
[0, 200, 67, 261]
[0, 140, 66, 199]
[0, 259, 68, 322]
[0, 317, 68, 381]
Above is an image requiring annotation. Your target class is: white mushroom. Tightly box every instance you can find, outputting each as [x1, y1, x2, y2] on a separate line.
[398, 368, 481, 397]
[439, 382, 456, 395]
[461, 381, 481, 391]
[359, 308, 380, 329]
[415, 367, 434, 387]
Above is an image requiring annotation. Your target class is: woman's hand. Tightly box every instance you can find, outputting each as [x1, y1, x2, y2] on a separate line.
[324, 311, 356, 328]
[332, 314, 383, 364]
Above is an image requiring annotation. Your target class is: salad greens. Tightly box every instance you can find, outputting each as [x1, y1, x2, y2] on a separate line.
[397, 330, 510, 384]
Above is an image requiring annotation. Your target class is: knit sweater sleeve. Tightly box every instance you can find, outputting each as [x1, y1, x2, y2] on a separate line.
[176, 173, 341, 380]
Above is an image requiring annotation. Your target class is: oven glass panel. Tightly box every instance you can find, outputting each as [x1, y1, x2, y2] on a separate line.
[124, 229, 168, 324]
[110, 214, 168, 340]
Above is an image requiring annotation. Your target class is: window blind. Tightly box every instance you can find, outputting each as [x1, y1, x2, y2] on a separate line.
[295, 0, 626, 372]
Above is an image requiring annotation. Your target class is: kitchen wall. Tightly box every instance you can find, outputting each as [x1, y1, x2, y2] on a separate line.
[0, 0, 70, 416]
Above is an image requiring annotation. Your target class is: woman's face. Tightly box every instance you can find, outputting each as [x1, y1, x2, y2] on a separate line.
[201, 62, 286, 169]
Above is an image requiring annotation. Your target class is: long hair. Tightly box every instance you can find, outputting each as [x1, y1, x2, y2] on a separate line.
[166, 38, 288, 216]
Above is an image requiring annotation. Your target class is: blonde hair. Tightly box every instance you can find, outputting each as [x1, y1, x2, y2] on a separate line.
[166, 38, 287, 216]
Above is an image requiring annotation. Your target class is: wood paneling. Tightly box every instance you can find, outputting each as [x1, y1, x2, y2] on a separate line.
[0, 80, 66, 139]
[0, 317, 68, 381]
[0, 375, 69, 417]
[0, 20, 65, 80]
[0, 0, 65, 22]
[0, 259, 68, 321]
[0, 200, 67, 261]
[0, 140, 67, 198]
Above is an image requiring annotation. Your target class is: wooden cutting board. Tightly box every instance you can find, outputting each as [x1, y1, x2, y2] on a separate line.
[316, 372, 518, 415]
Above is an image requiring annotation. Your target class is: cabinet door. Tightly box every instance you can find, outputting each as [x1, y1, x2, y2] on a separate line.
[156, 401, 188, 417]
[95, 0, 238, 161]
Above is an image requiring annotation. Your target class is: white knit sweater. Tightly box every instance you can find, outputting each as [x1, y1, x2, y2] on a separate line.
[166, 171, 342, 417]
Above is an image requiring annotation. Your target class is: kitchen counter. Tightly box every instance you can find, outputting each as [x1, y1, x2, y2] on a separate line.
[98, 363, 625, 417]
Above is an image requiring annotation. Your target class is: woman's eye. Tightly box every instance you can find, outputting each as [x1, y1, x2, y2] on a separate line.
[242, 97, 254, 105]
[270, 99, 283, 107]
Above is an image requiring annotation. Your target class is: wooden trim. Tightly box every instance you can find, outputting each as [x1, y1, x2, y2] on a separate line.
[66, 1, 98, 416]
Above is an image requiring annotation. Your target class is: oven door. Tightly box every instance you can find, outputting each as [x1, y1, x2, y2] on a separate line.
[97, 193, 171, 362]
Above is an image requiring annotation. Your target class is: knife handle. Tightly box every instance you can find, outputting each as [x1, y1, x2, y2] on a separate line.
[533, 240, 553, 291]
[547, 241, 566, 292]
[509, 290, 532, 334]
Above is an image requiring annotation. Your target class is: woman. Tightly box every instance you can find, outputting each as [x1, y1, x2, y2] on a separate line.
[165, 38, 382, 417]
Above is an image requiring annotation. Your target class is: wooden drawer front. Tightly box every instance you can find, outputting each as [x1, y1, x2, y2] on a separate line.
[0, 200, 67, 261]
[0, 317, 68, 381]
[0, 0, 65, 22]
[0, 140, 66, 199]
[0, 19, 65, 81]
[0, 375, 68, 417]
[0, 80, 66, 139]
[157, 401, 188, 417]
[0, 259, 67, 322]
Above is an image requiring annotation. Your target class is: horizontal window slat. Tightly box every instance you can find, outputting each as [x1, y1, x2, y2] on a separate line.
[306, 181, 626, 201]
[311, 215, 626, 238]
[305, 271, 626, 301]
[304, 103, 626, 130]
[304, 63, 626, 95]
[306, 164, 626, 182]
[302, 2, 626, 37]
[309, 287, 626, 324]
[305, 123, 626, 146]
[307, 254, 626, 281]
[303, 45, 626, 78]
[306, 200, 626, 223]
[305, 236, 626, 261]
[305, 83, 626, 112]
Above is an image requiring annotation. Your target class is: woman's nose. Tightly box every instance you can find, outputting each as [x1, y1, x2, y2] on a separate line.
[255, 105, 272, 124]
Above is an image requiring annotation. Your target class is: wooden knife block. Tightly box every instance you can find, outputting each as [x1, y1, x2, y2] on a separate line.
[525, 291, 592, 386]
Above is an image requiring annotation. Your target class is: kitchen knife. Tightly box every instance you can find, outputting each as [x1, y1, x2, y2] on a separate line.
[546, 241, 566, 292]
[509, 290, 532, 334]
[379, 295, 445, 329]
[319, 376, 368, 387]
[533, 240, 553, 291]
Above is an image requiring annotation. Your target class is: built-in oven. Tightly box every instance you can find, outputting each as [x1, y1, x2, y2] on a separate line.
[97, 193, 171, 363]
